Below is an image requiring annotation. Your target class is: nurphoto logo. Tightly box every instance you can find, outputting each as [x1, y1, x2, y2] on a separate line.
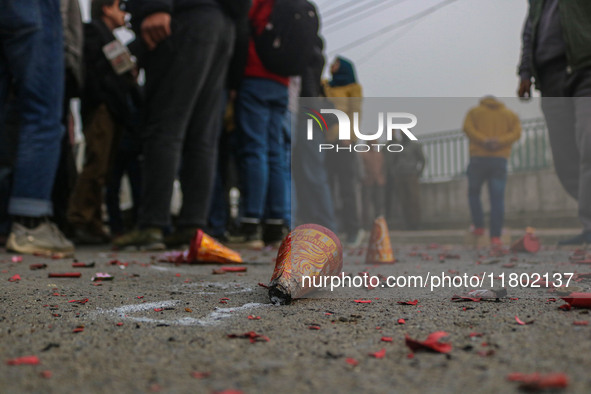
[305, 108, 418, 152]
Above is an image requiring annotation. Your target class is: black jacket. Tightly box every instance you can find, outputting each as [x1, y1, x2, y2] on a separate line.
[81, 20, 140, 129]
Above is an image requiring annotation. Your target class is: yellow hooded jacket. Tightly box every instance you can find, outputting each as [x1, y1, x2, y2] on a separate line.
[323, 81, 363, 143]
[463, 97, 522, 158]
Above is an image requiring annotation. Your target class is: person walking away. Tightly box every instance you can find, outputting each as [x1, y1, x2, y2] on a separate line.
[463, 97, 522, 247]
[517, 0, 591, 245]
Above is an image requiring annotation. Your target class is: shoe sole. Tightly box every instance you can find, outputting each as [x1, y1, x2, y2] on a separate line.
[6, 234, 74, 258]
[225, 240, 265, 250]
[115, 242, 166, 252]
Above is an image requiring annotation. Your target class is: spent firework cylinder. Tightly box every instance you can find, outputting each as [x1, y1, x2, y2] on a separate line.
[268, 224, 343, 305]
[366, 216, 396, 264]
[187, 229, 243, 264]
[510, 228, 541, 253]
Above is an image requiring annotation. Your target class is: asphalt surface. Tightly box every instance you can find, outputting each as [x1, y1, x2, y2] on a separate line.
[1, 241, 590, 394]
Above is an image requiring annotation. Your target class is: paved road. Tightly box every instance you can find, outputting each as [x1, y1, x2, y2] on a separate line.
[1, 243, 590, 393]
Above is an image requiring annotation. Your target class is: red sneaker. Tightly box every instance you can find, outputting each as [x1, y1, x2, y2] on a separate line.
[471, 226, 485, 236]
[490, 237, 502, 246]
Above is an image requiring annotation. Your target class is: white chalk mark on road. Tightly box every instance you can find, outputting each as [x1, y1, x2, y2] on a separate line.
[93, 301, 267, 326]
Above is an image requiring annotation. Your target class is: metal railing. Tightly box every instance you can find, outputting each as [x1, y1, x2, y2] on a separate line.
[420, 118, 550, 182]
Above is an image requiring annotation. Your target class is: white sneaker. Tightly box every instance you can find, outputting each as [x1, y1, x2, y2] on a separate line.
[6, 221, 75, 257]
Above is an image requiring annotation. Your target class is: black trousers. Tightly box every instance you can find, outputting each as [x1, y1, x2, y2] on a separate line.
[140, 6, 235, 228]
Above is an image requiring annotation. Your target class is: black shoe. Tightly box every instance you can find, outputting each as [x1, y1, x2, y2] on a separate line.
[262, 220, 287, 247]
[163, 227, 198, 249]
[558, 231, 591, 246]
[226, 221, 264, 249]
[73, 226, 110, 245]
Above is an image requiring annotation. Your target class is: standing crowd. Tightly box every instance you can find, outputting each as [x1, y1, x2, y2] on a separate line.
[1, 0, 589, 258]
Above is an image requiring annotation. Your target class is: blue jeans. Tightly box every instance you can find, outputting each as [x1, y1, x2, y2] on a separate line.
[467, 157, 508, 238]
[0, 0, 64, 217]
[236, 78, 288, 222]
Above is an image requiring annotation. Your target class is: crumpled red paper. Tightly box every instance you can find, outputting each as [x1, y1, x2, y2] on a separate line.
[6, 355, 40, 365]
[561, 292, 591, 308]
[405, 331, 451, 353]
[397, 300, 418, 305]
[507, 372, 569, 390]
[227, 331, 269, 343]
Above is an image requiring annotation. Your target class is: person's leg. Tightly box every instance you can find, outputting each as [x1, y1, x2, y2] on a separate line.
[67, 105, 115, 236]
[404, 175, 421, 230]
[261, 83, 288, 245]
[539, 62, 579, 200]
[1, 0, 74, 255]
[335, 150, 361, 243]
[139, 7, 231, 230]
[6, 0, 64, 218]
[487, 158, 508, 239]
[467, 158, 486, 232]
[571, 71, 591, 238]
[282, 110, 292, 228]
[236, 79, 272, 224]
[177, 20, 234, 231]
[292, 111, 336, 230]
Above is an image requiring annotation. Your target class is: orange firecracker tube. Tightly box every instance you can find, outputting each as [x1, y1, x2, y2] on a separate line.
[366, 216, 396, 264]
[186, 229, 243, 264]
[268, 224, 343, 305]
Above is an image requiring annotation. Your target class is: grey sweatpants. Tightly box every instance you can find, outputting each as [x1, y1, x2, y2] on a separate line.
[538, 60, 591, 231]
[139, 6, 235, 228]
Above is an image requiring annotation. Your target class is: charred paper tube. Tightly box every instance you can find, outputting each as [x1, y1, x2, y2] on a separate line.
[268, 224, 343, 305]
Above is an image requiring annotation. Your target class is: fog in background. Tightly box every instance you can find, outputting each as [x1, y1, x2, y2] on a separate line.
[79, 0, 543, 133]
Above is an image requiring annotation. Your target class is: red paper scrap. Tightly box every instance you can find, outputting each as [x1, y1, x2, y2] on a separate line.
[405, 331, 452, 354]
[561, 292, 591, 308]
[247, 315, 261, 320]
[154, 308, 163, 312]
[68, 298, 89, 304]
[91, 273, 113, 281]
[308, 325, 321, 330]
[227, 331, 269, 343]
[397, 300, 419, 305]
[48, 272, 81, 278]
[116, 322, 123, 326]
[345, 358, 359, 366]
[72, 327, 84, 333]
[191, 371, 211, 379]
[72, 262, 95, 268]
[573, 321, 589, 326]
[8, 274, 21, 282]
[40, 370, 52, 379]
[381, 337, 393, 342]
[397, 318, 406, 324]
[6, 356, 40, 365]
[11, 256, 23, 263]
[369, 348, 386, 359]
[354, 300, 372, 304]
[221, 266, 247, 273]
[451, 295, 481, 302]
[515, 316, 534, 325]
[507, 372, 569, 390]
